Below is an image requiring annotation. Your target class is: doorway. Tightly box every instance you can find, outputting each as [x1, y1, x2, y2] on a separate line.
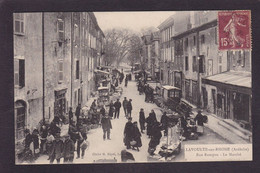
[212, 89, 216, 114]
[54, 89, 67, 118]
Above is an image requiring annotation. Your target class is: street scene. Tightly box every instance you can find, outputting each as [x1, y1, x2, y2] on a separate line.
[14, 11, 252, 164]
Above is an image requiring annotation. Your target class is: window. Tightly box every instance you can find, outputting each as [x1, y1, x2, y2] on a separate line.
[185, 79, 191, 101]
[201, 34, 205, 44]
[58, 60, 63, 82]
[57, 19, 64, 41]
[15, 101, 26, 140]
[199, 55, 205, 73]
[74, 24, 79, 43]
[76, 60, 79, 79]
[14, 13, 25, 35]
[219, 56, 222, 63]
[185, 56, 189, 71]
[78, 89, 81, 104]
[238, 51, 245, 67]
[193, 36, 196, 46]
[217, 94, 222, 109]
[74, 90, 77, 106]
[192, 56, 197, 72]
[169, 90, 175, 98]
[14, 59, 25, 88]
[232, 51, 236, 67]
[185, 38, 188, 51]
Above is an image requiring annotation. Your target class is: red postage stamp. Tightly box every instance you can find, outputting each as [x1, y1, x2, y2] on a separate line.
[218, 10, 251, 50]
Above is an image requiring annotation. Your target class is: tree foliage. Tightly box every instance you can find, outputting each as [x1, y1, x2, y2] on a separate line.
[103, 28, 135, 66]
[127, 34, 142, 66]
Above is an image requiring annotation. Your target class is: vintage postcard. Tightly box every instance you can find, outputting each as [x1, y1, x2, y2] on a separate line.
[14, 10, 252, 164]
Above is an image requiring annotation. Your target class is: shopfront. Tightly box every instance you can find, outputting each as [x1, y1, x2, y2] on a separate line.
[203, 71, 251, 130]
[54, 88, 67, 119]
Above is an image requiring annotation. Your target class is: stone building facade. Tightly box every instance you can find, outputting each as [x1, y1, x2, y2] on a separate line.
[14, 13, 44, 142]
[141, 35, 152, 72]
[14, 12, 105, 145]
[150, 31, 160, 80]
[157, 11, 251, 130]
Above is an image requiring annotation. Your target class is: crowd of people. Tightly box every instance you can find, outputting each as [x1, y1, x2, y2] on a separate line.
[18, 67, 208, 163]
[137, 80, 154, 103]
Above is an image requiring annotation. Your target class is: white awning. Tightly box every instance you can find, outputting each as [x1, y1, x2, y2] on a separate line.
[204, 71, 251, 88]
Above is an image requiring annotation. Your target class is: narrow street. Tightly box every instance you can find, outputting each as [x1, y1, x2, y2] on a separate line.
[35, 76, 229, 164]
[13, 11, 252, 166]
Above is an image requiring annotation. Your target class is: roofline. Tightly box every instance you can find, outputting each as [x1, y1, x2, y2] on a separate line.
[158, 15, 175, 30]
[89, 12, 105, 38]
[171, 19, 217, 40]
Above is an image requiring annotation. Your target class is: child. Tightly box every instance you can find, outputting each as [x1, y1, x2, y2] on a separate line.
[40, 125, 48, 154]
[31, 128, 40, 157]
[46, 130, 54, 160]
[49, 135, 64, 164]
[63, 134, 75, 163]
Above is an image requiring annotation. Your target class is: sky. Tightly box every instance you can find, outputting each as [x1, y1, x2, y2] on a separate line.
[94, 11, 175, 33]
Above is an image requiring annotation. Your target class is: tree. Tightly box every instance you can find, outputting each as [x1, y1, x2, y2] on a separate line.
[127, 34, 142, 67]
[103, 28, 135, 67]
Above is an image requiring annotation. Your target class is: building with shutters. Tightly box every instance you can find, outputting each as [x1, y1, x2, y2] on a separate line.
[14, 12, 105, 150]
[14, 13, 44, 142]
[168, 11, 252, 131]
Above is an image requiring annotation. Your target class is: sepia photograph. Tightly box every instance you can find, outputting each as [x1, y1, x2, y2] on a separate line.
[13, 10, 252, 164]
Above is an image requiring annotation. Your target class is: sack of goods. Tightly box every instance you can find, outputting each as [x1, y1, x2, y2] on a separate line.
[203, 115, 208, 123]
[80, 140, 88, 150]
[130, 140, 137, 146]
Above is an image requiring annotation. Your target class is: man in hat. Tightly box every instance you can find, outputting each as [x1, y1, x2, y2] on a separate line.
[121, 149, 135, 162]
[160, 112, 169, 136]
[63, 134, 75, 163]
[132, 122, 142, 151]
[122, 97, 128, 117]
[139, 108, 145, 133]
[127, 99, 133, 118]
[75, 104, 81, 125]
[125, 74, 128, 87]
[101, 114, 112, 140]
[194, 110, 204, 126]
[124, 117, 134, 149]
[114, 99, 122, 119]
[194, 110, 205, 135]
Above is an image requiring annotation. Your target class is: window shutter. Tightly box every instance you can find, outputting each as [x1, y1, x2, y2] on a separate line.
[76, 60, 79, 79]
[199, 57, 203, 73]
[58, 19, 64, 41]
[58, 61, 63, 81]
[19, 60, 25, 87]
[21, 21, 24, 33]
[15, 21, 20, 33]
[14, 59, 19, 86]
